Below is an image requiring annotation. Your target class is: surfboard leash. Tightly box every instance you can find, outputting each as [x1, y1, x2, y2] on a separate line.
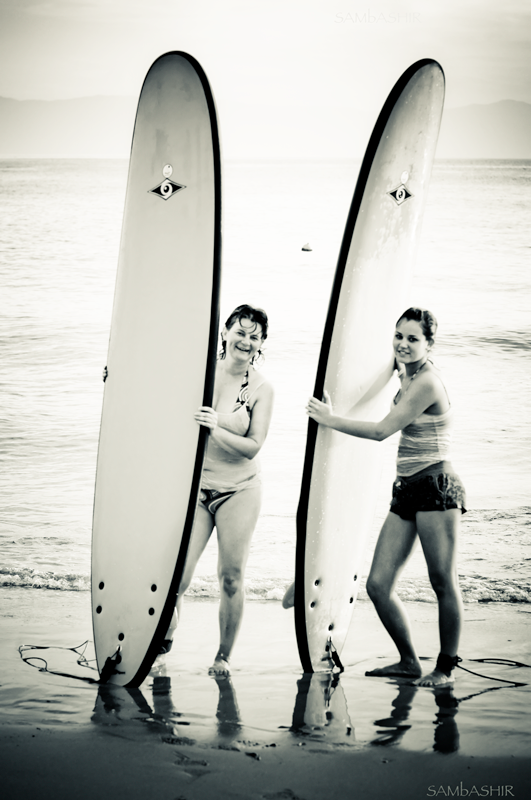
[456, 657, 530, 688]
[98, 645, 125, 683]
[454, 660, 530, 704]
[325, 638, 345, 674]
[18, 641, 124, 685]
[18, 641, 100, 684]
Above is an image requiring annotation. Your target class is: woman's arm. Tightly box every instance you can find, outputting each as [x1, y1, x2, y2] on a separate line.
[195, 381, 274, 459]
[307, 376, 440, 442]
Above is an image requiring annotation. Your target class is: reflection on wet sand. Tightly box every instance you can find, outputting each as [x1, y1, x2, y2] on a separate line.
[433, 688, 459, 753]
[370, 683, 416, 747]
[211, 674, 242, 739]
[91, 662, 242, 745]
[92, 678, 182, 735]
[90, 662, 463, 754]
[369, 681, 460, 753]
[291, 673, 353, 743]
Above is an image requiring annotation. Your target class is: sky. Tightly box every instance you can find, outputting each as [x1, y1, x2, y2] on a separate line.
[1, 0, 530, 157]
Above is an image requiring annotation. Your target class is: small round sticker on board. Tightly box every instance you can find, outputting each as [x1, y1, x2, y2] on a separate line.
[163, 164, 173, 178]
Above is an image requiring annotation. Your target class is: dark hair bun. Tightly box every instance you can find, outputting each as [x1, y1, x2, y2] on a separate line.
[396, 307, 437, 344]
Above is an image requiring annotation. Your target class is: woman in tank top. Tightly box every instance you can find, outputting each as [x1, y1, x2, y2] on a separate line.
[164, 305, 274, 676]
[305, 308, 466, 686]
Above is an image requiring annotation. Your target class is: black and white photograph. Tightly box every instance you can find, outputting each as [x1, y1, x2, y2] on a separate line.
[1, 2, 530, 798]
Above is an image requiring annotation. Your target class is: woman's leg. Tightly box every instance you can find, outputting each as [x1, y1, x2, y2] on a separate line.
[209, 485, 262, 675]
[415, 508, 463, 686]
[365, 512, 421, 677]
[165, 504, 215, 641]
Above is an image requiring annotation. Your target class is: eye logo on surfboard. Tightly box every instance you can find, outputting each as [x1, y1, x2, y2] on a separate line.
[149, 165, 187, 201]
[387, 172, 413, 206]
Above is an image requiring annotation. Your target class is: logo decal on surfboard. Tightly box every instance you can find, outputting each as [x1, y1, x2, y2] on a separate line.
[387, 183, 412, 206]
[149, 178, 187, 200]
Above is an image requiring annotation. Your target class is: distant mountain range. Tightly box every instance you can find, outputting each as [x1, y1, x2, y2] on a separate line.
[0, 95, 530, 159]
[0, 96, 137, 158]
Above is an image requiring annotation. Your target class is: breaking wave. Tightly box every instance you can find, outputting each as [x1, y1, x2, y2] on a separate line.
[1, 567, 530, 604]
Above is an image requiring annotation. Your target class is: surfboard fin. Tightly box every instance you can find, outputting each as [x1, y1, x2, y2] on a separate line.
[99, 645, 125, 684]
[325, 638, 345, 674]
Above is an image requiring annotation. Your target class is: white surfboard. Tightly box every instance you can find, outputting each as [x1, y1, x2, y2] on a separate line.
[91, 52, 222, 686]
[295, 60, 445, 672]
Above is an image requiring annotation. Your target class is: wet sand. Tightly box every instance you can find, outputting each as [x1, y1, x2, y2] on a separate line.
[1, 589, 530, 799]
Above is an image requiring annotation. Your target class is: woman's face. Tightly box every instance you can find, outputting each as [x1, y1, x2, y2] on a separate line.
[224, 317, 263, 363]
[394, 318, 431, 365]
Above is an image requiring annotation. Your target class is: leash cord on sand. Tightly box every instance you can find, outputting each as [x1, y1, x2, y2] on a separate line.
[18, 641, 100, 684]
[456, 657, 530, 687]
[19, 645, 530, 689]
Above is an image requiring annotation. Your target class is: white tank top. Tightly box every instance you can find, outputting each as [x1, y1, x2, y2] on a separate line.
[396, 407, 453, 477]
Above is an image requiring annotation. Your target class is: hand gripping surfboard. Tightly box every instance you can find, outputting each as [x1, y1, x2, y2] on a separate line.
[295, 60, 445, 673]
[91, 52, 222, 686]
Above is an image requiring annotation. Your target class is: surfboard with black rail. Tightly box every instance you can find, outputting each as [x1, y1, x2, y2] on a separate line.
[91, 52, 222, 687]
[295, 59, 445, 673]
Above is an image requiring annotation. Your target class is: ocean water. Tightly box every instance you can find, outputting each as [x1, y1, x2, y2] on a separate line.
[0, 158, 529, 606]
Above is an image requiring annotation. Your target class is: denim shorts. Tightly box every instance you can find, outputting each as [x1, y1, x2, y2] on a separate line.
[390, 461, 467, 522]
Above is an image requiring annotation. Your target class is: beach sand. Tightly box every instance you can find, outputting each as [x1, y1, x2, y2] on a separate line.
[1, 588, 530, 799]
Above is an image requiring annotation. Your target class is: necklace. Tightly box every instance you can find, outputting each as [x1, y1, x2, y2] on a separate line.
[394, 359, 431, 404]
[408, 358, 430, 382]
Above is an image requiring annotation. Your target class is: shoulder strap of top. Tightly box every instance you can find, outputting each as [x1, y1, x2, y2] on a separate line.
[246, 376, 267, 404]
[235, 371, 249, 407]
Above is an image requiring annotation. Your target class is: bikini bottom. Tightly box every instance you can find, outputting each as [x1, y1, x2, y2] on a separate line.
[199, 475, 261, 516]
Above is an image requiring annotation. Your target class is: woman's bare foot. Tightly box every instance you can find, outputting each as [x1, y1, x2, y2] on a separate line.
[365, 659, 422, 678]
[208, 655, 231, 677]
[414, 668, 454, 687]
[282, 582, 295, 609]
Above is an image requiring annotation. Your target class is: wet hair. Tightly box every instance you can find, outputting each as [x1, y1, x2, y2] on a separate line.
[219, 304, 269, 365]
[396, 307, 438, 345]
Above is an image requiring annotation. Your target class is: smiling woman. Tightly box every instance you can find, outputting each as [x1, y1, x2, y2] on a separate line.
[303, 307, 467, 687]
[165, 304, 274, 675]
